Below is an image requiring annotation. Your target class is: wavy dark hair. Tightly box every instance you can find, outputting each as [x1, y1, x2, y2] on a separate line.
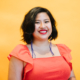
[21, 7, 58, 44]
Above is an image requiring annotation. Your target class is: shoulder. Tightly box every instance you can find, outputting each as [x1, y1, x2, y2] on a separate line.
[10, 44, 30, 54]
[8, 44, 32, 62]
[56, 44, 72, 62]
[56, 44, 72, 70]
[8, 44, 33, 77]
[12, 44, 28, 50]
[51, 43, 71, 51]
[56, 44, 71, 53]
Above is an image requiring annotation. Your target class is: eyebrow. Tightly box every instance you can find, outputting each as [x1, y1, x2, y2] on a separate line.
[35, 19, 50, 21]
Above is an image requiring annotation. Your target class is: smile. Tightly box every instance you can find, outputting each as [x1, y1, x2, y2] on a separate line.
[39, 30, 47, 35]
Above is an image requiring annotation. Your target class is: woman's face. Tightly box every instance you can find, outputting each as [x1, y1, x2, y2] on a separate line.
[33, 12, 52, 41]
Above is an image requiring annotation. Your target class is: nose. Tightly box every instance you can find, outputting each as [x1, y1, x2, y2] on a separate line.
[40, 22, 45, 28]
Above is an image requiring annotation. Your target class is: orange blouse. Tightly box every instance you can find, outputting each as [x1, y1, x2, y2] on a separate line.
[8, 44, 72, 80]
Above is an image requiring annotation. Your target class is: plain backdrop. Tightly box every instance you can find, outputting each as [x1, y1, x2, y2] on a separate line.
[0, 0, 80, 80]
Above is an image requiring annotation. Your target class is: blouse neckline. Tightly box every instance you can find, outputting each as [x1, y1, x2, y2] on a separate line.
[25, 44, 62, 59]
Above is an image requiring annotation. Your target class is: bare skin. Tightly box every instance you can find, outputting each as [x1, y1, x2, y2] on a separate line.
[8, 12, 76, 80]
[8, 57, 24, 80]
[27, 40, 76, 80]
[8, 41, 76, 80]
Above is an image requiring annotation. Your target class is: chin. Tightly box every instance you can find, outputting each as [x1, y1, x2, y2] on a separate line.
[39, 37, 49, 41]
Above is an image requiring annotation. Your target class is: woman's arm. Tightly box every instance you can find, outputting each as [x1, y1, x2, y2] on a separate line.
[68, 69, 76, 80]
[8, 56, 24, 80]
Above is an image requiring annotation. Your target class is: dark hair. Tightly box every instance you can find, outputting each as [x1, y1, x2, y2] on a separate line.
[21, 7, 58, 44]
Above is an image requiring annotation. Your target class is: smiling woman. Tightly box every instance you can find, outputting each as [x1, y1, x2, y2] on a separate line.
[33, 12, 52, 41]
[7, 7, 76, 80]
[21, 7, 57, 44]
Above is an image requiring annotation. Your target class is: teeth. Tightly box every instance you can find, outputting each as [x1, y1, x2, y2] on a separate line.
[39, 31, 47, 33]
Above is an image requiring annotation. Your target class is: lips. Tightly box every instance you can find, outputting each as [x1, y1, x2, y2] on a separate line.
[39, 30, 47, 34]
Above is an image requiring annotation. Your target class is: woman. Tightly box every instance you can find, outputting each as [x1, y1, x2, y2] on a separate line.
[8, 7, 76, 80]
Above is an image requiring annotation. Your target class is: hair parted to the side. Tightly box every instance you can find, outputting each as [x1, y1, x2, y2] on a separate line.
[21, 7, 58, 44]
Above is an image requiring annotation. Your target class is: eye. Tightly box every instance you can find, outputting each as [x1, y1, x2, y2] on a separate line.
[35, 22, 40, 24]
[45, 21, 49, 23]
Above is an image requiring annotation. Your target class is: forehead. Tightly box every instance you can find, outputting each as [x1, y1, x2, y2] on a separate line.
[35, 12, 50, 20]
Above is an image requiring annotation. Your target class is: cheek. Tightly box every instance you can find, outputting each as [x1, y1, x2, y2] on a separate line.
[33, 25, 39, 36]
[34, 24, 39, 31]
[48, 23, 52, 31]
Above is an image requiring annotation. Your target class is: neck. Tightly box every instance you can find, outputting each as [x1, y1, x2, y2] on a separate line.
[32, 39, 50, 48]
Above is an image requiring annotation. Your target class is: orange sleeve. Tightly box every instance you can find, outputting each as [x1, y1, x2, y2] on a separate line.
[7, 44, 33, 63]
[7, 44, 33, 76]
[57, 44, 72, 70]
[60, 44, 72, 62]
